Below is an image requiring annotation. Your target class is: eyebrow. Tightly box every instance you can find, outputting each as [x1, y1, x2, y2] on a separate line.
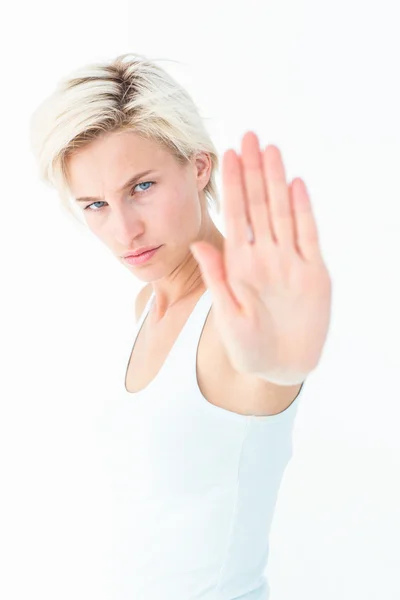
[75, 169, 156, 203]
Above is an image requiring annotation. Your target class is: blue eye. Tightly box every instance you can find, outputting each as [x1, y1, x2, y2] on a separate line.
[84, 181, 155, 212]
[84, 201, 105, 211]
[133, 181, 153, 193]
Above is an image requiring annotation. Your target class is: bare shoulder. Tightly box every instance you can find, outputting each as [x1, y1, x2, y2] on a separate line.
[134, 284, 153, 322]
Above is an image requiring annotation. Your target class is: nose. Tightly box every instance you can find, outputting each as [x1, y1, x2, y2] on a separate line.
[111, 206, 146, 249]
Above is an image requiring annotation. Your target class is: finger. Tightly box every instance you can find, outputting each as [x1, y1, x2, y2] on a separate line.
[262, 145, 295, 247]
[190, 242, 241, 317]
[289, 178, 322, 262]
[240, 131, 274, 244]
[222, 149, 250, 246]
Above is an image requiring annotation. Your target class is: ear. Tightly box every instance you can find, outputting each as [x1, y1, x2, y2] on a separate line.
[193, 152, 212, 193]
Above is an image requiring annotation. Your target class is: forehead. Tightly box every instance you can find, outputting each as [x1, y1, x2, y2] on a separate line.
[66, 130, 174, 194]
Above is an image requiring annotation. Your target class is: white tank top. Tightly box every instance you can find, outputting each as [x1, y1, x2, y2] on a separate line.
[98, 288, 304, 600]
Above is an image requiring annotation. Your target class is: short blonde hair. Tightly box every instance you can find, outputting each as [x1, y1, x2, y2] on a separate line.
[29, 52, 221, 226]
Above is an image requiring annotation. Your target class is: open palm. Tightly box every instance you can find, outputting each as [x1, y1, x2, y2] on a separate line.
[190, 131, 332, 386]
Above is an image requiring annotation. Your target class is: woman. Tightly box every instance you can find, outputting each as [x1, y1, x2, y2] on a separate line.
[29, 52, 332, 599]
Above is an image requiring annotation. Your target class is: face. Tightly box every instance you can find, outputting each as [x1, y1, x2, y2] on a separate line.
[66, 130, 219, 285]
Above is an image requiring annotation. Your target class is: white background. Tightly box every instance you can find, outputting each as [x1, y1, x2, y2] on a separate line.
[1, 1, 399, 598]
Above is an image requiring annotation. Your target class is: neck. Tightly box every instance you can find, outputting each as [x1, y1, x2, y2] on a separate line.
[149, 223, 224, 322]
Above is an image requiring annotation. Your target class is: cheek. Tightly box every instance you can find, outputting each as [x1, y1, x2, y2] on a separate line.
[168, 199, 200, 236]
[156, 187, 195, 227]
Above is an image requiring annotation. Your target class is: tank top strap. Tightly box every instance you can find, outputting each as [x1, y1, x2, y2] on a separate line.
[162, 288, 212, 388]
[140, 287, 212, 334]
[124, 287, 213, 397]
[139, 289, 156, 327]
[168, 288, 213, 390]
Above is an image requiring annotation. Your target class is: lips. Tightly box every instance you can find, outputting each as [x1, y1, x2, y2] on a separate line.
[124, 246, 160, 266]
[124, 245, 160, 258]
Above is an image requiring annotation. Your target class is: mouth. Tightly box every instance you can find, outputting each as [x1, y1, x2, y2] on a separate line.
[123, 246, 161, 265]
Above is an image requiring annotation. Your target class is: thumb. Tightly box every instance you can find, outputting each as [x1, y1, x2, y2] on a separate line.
[189, 242, 238, 316]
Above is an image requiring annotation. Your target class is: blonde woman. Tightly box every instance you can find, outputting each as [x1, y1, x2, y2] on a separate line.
[29, 53, 332, 600]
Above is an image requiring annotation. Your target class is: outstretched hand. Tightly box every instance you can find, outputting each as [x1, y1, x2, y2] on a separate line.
[190, 131, 332, 386]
